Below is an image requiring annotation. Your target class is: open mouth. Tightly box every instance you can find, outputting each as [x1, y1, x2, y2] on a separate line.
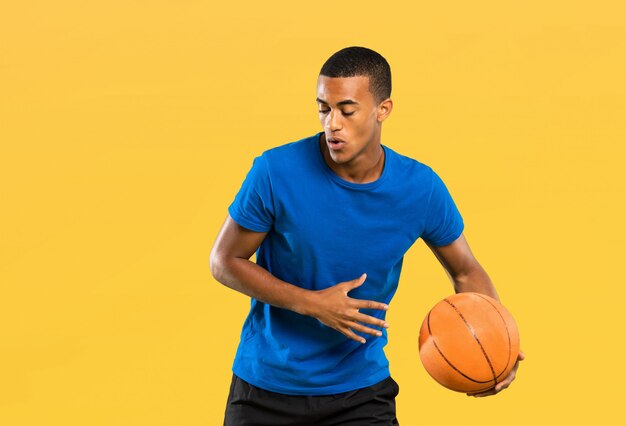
[327, 138, 345, 150]
[328, 137, 346, 145]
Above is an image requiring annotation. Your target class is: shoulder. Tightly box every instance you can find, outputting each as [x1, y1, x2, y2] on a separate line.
[384, 145, 436, 182]
[259, 133, 317, 162]
[252, 133, 320, 180]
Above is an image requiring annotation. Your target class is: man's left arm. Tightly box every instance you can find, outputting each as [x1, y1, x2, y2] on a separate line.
[426, 233, 525, 397]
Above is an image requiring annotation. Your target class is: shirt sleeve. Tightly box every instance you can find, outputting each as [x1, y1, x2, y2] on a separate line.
[421, 168, 464, 246]
[227, 155, 275, 232]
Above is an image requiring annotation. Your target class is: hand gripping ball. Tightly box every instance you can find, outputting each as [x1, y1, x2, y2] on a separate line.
[418, 292, 520, 393]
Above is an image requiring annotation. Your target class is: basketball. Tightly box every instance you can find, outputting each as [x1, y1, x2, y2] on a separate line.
[418, 292, 520, 393]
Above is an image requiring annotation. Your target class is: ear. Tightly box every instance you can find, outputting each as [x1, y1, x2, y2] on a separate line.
[377, 98, 393, 122]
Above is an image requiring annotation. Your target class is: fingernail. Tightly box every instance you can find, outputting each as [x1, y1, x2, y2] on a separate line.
[383, 304, 389, 310]
[383, 323, 389, 328]
[376, 331, 382, 336]
[361, 339, 366, 344]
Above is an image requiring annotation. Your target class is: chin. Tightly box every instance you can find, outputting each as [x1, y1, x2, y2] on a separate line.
[329, 153, 354, 165]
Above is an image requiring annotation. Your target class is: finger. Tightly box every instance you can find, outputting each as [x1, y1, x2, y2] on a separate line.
[354, 312, 390, 329]
[518, 351, 526, 361]
[467, 388, 497, 397]
[353, 299, 389, 312]
[495, 381, 511, 392]
[498, 371, 517, 389]
[350, 321, 383, 337]
[341, 327, 367, 344]
[345, 273, 367, 291]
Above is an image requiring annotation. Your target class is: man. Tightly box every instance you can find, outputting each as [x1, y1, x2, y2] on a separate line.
[210, 46, 523, 425]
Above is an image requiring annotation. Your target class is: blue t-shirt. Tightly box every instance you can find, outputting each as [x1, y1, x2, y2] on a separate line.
[227, 132, 464, 395]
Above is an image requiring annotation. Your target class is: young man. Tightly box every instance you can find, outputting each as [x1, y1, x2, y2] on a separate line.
[210, 46, 523, 425]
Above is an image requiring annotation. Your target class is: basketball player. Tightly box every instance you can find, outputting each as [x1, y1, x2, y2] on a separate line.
[210, 46, 524, 425]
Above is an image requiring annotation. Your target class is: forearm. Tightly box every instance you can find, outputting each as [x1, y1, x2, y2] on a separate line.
[452, 264, 500, 302]
[211, 255, 312, 315]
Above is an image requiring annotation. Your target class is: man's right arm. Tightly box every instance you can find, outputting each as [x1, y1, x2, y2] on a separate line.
[209, 214, 389, 343]
[210, 214, 312, 315]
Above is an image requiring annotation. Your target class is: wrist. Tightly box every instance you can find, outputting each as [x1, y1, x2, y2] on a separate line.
[292, 288, 318, 317]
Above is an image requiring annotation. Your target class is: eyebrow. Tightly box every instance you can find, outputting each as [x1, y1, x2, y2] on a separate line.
[316, 97, 359, 106]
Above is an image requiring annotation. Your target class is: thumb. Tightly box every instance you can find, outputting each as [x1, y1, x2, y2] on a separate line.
[347, 273, 367, 290]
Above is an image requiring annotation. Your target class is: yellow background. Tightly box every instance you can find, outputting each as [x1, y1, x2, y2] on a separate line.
[1, 1, 625, 424]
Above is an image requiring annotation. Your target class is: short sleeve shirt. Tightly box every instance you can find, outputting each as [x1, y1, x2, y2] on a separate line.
[227, 132, 464, 395]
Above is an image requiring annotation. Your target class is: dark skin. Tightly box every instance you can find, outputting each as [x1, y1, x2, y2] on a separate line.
[210, 74, 523, 397]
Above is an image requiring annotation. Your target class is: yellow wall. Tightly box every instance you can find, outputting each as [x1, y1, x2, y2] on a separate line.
[1, 1, 625, 424]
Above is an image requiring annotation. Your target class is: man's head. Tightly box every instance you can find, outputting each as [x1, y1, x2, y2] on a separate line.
[316, 46, 393, 166]
[319, 46, 391, 104]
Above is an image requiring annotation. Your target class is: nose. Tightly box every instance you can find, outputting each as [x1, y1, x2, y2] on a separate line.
[326, 109, 342, 132]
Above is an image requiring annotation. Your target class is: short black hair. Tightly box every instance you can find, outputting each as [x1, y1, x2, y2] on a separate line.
[319, 46, 392, 104]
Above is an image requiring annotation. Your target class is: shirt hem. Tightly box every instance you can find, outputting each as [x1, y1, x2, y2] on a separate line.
[232, 366, 391, 396]
[426, 222, 465, 247]
[227, 205, 272, 233]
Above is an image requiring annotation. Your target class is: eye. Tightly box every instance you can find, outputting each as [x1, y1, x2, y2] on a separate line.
[318, 109, 355, 116]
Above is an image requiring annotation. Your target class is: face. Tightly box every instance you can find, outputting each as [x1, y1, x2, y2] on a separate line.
[316, 75, 391, 165]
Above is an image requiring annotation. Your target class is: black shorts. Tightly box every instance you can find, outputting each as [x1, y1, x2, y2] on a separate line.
[223, 373, 400, 426]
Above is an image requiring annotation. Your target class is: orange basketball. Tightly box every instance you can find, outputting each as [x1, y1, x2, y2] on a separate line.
[418, 292, 520, 393]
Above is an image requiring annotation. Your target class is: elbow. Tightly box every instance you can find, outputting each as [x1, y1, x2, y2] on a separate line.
[209, 247, 226, 283]
[453, 267, 499, 301]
